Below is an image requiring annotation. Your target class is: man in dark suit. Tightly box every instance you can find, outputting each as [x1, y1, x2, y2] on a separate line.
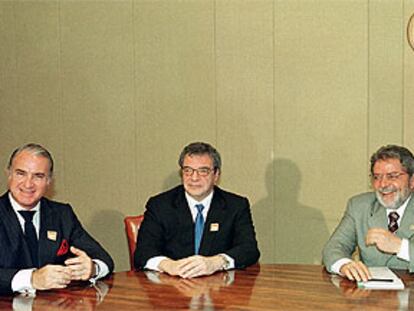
[135, 142, 260, 278]
[0, 143, 114, 294]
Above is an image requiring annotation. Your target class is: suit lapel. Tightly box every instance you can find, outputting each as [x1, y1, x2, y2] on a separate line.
[174, 188, 195, 252]
[397, 196, 414, 239]
[200, 189, 226, 255]
[38, 199, 61, 266]
[0, 193, 33, 266]
[367, 200, 392, 264]
[368, 200, 388, 229]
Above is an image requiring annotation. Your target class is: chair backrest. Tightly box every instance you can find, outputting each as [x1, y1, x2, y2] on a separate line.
[124, 215, 144, 271]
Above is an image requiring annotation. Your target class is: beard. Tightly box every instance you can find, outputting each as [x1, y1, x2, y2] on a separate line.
[375, 186, 411, 209]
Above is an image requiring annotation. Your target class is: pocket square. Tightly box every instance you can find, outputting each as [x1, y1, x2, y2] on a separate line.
[56, 239, 69, 256]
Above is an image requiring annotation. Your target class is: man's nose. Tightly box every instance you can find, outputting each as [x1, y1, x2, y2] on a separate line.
[379, 176, 391, 188]
[23, 175, 34, 187]
[190, 171, 200, 180]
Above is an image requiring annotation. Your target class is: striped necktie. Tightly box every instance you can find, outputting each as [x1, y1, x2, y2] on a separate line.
[388, 211, 399, 233]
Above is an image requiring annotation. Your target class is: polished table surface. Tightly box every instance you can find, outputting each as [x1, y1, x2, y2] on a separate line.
[1, 264, 414, 310]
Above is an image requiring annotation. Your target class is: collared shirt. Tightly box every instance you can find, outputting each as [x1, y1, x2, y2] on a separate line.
[145, 190, 235, 271]
[331, 195, 412, 274]
[8, 193, 109, 293]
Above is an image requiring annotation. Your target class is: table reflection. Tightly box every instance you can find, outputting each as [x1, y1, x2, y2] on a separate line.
[139, 268, 259, 310]
[11, 281, 110, 311]
[328, 273, 409, 310]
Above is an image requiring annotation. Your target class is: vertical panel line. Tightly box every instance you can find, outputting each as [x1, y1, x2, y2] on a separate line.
[271, 0, 276, 262]
[57, 0, 66, 196]
[214, 0, 218, 146]
[132, 0, 139, 209]
[366, 0, 370, 189]
[402, 0, 405, 145]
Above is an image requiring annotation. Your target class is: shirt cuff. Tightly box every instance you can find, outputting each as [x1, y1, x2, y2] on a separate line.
[11, 269, 36, 294]
[219, 254, 235, 270]
[145, 256, 168, 272]
[89, 259, 109, 283]
[330, 258, 352, 275]
[397, 238, 410, 262]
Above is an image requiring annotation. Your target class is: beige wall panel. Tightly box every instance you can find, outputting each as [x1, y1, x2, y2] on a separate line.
[215, 0, 274, 262]
[134, 0, 216, 212]
[274, 0, 368, 263]
[405, 2, 414, 148]
[59, 1, 135, 271]
[368, 0, 404, 151]
[0, 1, 64, 196]
[0, 1, 18, 191]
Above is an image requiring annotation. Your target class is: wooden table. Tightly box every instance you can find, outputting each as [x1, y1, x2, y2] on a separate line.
[1, 264, 413, 310]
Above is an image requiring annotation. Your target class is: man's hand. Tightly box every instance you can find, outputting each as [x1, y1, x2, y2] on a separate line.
[339, 261, 371, 282]
[31, 265, 72, 290]
[366, 228, 402, 254]
[159, 255, 226, 278]
[65, 246, 94, 281]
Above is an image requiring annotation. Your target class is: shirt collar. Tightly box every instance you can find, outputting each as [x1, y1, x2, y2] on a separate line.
[386, 194, 412, 218]
[185, 190, 214, 210]
[8, 192, 41, 213]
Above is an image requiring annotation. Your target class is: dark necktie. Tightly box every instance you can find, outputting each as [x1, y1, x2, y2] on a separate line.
[388, 211, 400, 233]
[18, 211, 39, 267]
[194, 204, 205, 255]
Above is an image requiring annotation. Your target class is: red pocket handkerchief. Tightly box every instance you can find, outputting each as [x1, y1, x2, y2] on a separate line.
[56, 239, 69, 256]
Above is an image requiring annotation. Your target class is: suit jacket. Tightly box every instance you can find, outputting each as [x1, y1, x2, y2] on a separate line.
[323, 192, 414, 272]
[134, 185, 260, 270]
[0, 192, 114, 294]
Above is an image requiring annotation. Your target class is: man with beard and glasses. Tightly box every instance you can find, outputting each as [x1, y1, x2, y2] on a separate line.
[323, 145, 414, 282]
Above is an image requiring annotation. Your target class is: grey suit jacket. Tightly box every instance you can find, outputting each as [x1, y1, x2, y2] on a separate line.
[323, 192, 414, 272]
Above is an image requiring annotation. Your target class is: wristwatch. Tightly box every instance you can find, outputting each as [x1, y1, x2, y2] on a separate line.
[218, 254, 230, 270]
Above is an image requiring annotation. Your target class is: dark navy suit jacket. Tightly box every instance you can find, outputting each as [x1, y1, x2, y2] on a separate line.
[0, 192, 114, 294]
[134, 185, 260, 269]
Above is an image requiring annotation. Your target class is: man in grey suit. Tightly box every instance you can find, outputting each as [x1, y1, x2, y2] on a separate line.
[323, 145, 414, 282]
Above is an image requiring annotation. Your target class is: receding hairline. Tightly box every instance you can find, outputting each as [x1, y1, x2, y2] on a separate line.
[7, 144, 54, 177]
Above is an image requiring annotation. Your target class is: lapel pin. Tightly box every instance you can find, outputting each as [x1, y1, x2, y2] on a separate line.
[47, 230, 57, 241]
[210, 223, 219, 232]
[409, 225, 414, 231]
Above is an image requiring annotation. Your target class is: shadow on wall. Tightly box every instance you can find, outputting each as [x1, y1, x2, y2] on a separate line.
[88, 209, 128, 272]
[254, 158, 329, 264]
[162, 171, 181, 191]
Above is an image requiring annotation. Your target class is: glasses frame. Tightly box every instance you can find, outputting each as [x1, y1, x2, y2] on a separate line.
[181, 166, 215, 177]
[370, 172, 408, 182]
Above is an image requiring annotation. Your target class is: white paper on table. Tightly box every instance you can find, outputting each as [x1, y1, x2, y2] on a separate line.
[357, 267, 405, 290]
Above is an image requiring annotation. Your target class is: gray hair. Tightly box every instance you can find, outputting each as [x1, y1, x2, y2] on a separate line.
[8, 143, 54, 177]
[178, 142, 221, 172]
[370, 145, 414, 177]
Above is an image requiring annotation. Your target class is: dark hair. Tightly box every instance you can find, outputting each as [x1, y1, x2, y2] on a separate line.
[8, 143, 54, 177]
[178, 142, 221, 171]
[370, 145, 414, 177]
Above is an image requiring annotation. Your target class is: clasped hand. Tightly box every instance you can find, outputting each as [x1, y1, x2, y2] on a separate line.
[32, 246, 94, 290]
[365, 228, 402, 254]
[159, 255, 225, 279]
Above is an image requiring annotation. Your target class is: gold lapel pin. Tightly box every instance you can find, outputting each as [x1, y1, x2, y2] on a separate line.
[210, 223, 219, 232]
[47, 230, 57, 241]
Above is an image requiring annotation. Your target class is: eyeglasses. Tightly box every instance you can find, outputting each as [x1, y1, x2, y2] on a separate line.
[181, 166, 214, 177]
[371, 172, 407, 182]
